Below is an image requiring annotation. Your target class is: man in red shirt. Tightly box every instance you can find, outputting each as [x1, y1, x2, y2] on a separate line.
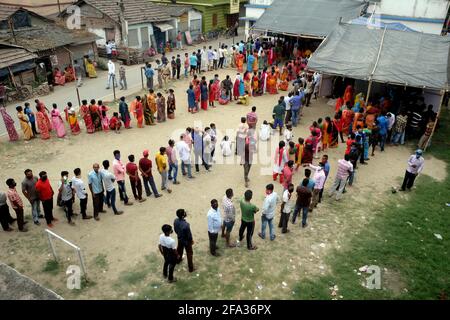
[126, 154, 146, 202]
[6, 178, 27, 232]
[139, 150, 162, 198]
[35, 171, 57, 227]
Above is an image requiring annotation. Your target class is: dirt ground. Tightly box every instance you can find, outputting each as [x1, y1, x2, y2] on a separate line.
[0, 65, 447, 300]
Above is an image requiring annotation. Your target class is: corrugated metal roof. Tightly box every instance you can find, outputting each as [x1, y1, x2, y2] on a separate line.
[78, 0, 171, 25]
[0, 42, 37, 69]
[0, 4, 19, 21]
[160, 4, 193, 17]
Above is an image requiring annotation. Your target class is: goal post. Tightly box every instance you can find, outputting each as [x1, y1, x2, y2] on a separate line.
[45, 229, 87, 279]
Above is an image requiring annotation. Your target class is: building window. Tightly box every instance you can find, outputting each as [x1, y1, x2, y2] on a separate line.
[128, 29, 139, 47]
[233, 0, 239, 4]
[212, 13, 218, 27]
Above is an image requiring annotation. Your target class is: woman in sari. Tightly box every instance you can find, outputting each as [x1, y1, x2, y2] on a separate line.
[243, 71, 252, 96]
[64, 102, 80, 135]
[134, 96, 144, 128]
[218, 89, 230, 105]
[266, 68, 278, 95]
[79, 99, 94, 133]
[260, 67, 267, 94]
[278, 78, 289, 91]
[295, 137, 304, 171]
[119, 97, 131, 129]
[301, 140, 313, 166]
[142, 94, 151, 125]
[147, 90, 157, 125]
[194, 80, 201, 106]
[0, 106, 19, 141]
[98, 100, 110, 131]
[84, 56, 97, 78]
[16, 106, 33, 140]
[35, 100, 52, 132]
[89, 99, 102, 132]
[343, 85, 353, 106]
[258, 48, 265, 70]
[208, 80, 216, 107]
[280, 63, 288, 81]
[252, 53, 259, 73]
[354, 93, 365, 109]
[64, 65, 75, 82]
[321, 117, 330, 151]
[50, 104, 66, 138]
[35, 105, 50, 140]
[53, 68, 66, 86]
[167, 89, 176, 119]
[252, 72, 260, 96]
[267, 46, 275, 66]
[233, 74, 241, 101]
[332, 113, 343, 146]
[200, 79, 208, 111]
[352, 107, 364, 132]
[236, 51, 244, 73]
[156, 93, 166, 122]
[341, 105, 354, 136]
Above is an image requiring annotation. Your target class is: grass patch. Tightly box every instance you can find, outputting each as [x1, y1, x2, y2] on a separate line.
[42, 260, 60, 275]
[294, 109, 450, 300]
[93, 254, 109, 270]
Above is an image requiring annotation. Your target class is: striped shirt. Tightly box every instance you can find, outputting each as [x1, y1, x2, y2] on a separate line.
[222, 195, 235, 223]
[7, 188, 23, 209]
[336, 159, 353, 180]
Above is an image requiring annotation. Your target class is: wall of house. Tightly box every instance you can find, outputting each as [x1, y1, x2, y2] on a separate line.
[193, 4, 229, 31]
[68, 42, 98, 62]
[127, 23, 154, 49]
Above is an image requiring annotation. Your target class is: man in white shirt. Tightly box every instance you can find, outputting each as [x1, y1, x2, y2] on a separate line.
[158, 224, 179, 283]
[176, 134, 194, 179]
[105, 41, 112, 59]
[284, 93, 293, 124]
[71, 168, 92, 220]
[101, 160, 123, 215]
[387, 112, 396, 142]
[106, 60, 117, 89]
[203, 127, 213, 167]
[308, 163, 326, 212]
[400, 149, 425, 191]
[279, 183, 294, 233]
[258, 184, 278, 241]
[207, 199, 222, 257]
[329, 154, 353, 201]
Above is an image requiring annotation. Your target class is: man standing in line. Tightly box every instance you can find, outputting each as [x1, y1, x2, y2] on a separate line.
[246, 106, 258, 129]
[308, 162, 326, 212]
[292, 178, 312, 228]
[0, 190, 15, 232]
[221, 188, 236, 248]
[6, 178, 27, 232]
[57, 171, 75, 226]
[73, 59, 84, 87]
[258, 184, 278, 241]
[238, 190, 259, 250]
[176, 54, 181, 80]
[126, 155, 146, 202]
[272, 97, 286, 136]
[377, 112, 388, 152]
[241, 130, 255, 188]
[113, 150, 132, 205]
[193, 127, 209, 172]
[144, 63, 154, 90]
[119, 65, 127, 90]
[319, 155, 330, 203]
[207, 199, 222, 257]
[35, 171, 57, 227]
[155, 147, 173, 194]
[177, 134, 194, 179]
[139, 150, 162, 198]
[101, 160, 124, 215]
[88, 163, 106, 221]
[72, 168, 92, 220]
[166, 140, 180, 185]
[400, 149, 425, 192]
[174, 208, 195, 272]
[21, 169, 43, 225]
[279, 183, 294, 233]
[328, 154, 353, 201]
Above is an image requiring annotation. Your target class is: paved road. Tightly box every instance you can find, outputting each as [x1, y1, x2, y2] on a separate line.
[1, 34, 242, 138]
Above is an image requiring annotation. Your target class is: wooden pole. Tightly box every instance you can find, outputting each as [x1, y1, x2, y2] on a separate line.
[423, 89, 445, 152]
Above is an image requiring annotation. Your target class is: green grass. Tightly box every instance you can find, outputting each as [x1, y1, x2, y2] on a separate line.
[42, 260, 60, 275]
[93, 254, 109, 270]
[294, 109, 450, 300]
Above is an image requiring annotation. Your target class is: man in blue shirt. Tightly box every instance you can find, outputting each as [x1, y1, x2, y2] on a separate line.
[319, 155, 331, 203]
[377, 112, 389, 152]
[24, 102, 37, 136]
[247, 53, 255, 73]
[144, 63, 154, 90]
[304, 169, 315, 191]
[207, 199, 222, 257]
[88, 163, 105, 221]
[290, 90, 304, 127]
[355, 126, 367, 165]
[189, 52, 197, 76]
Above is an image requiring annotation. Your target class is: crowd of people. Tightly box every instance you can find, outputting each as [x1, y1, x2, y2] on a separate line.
[0, 36, 431, 285]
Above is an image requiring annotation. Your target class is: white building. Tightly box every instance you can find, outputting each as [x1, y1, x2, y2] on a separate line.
[241, 0, 274, 40]
[367, 0, 450, 35]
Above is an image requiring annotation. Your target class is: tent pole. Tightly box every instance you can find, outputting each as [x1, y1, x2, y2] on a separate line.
[366, 27, 387, 104]
[366, 80, 372, 104]
[423, 89, 445, 152]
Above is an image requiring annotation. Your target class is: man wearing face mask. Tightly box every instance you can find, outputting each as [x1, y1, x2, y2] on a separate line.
[174, 208, 195, 272]
[207, 199, 222, 257]
[58, 171, 75, 225]
[35, 171, 57, 227]
[400, 149, 425, 191]
[6, 178, 27, 232]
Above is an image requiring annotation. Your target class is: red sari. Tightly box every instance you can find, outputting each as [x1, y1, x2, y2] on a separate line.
[135, 101, 144, 128]
[236, 53, 244, 73]
[341, 109, 354, 135]
[36, 110, 50, 140]
[335, 97, 344, 113]
[79, 104, 94, 133]
[266, 72, 278, 94]
[343, 85, 353, 105]
[233, 78, 240, 100]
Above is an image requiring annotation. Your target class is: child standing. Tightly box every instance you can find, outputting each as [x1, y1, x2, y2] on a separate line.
[283, 124, 294, 143]
[259, 120, 271, 141]
[220, 136, 233, 157]
[158, 224, 179, 283]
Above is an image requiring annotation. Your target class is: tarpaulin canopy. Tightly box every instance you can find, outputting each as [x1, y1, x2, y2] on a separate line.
[350, 16, 417, 32]
[307, 23, 450, 91]
[252, 0, 365, 39]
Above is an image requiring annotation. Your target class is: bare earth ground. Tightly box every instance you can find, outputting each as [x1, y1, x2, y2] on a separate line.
[0, 66, 447, 300]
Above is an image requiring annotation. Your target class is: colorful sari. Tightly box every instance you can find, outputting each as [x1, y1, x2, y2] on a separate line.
[280, 67, 288, 81]
[36, 109, 50, 140]
[252, 75, 260, 96]
[341, 109, 354, 135]
[89, 104, 102, 131]
[330, 119, 340, 148]
[335, 97, 344, 113]
[67, 112, 81, 135]
[236, 53, 244, 73]
[50, 109, 66, 138]
[0, 107, 19, 141]
[260, 71, 267, 94]
[100, 105, 110, 131]
[41, 106, 52, 132]
[243, 73, 252, 95]
[135, 100, 144, 128]
[80, 104, 94, 133]
[322, 121, 329, 150]
[167, 93, 176, 119]
[352, 112, 364, 132]
[156, 96, 166, 122]
[143, 95, 154, 125]
[266, 72, 278, 94]
[17, 111, 33, 140]
[278, 79, 289, 91]
[233, 77, 241, 100]
[343, 85, 353, 105]
[84, 58, 97, 78]
[64, 67, 75, 82]
[53, 69, 66, 86]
